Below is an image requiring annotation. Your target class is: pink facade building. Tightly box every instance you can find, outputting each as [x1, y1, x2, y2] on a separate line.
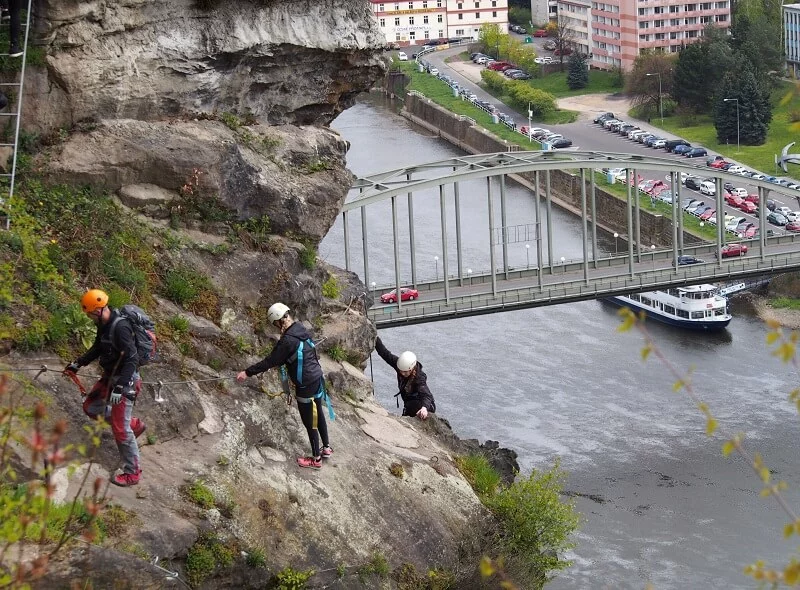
[590, 0, 730, 70]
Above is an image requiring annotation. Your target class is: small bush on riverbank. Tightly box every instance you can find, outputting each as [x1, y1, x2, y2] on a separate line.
[455, 454, 579, 588]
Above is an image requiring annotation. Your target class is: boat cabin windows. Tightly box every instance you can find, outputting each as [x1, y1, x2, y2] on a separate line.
[663, 305, 675, 315]
[714, 307, 727, 317]
[641, 296, 652, 307]
[680, 289, 714, 300]
[675, 309, 690, 319]
[691, 311, 706, 319]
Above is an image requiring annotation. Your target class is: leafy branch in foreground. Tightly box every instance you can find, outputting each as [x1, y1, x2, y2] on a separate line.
[618, 308, 800, 586]
[0, 373, 110, 588]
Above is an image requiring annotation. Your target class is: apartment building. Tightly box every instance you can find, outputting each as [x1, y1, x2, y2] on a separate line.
[531, 0, 558, 27]
[369, 0, 509, 46]
[590, 0, 730, 70]
[785, 3, 800, 78]
[556, 0, 591, 57]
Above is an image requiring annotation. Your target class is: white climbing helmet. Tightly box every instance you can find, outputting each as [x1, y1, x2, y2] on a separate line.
[267, 302, 290, 324]
[396, 351, 417, 372]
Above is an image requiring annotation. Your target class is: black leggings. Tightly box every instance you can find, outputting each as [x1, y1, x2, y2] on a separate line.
[296, 395, 329, 459]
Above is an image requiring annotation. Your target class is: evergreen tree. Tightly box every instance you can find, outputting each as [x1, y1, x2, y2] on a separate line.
[712, 66, 772, 146]
[672, 43, 710, 111]
[566, 53, 588, 89]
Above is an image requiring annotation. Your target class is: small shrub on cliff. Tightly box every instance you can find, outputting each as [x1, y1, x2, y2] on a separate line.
[299, 244, 317, 269]
[455, 454, 501, 498]
[220, 112, 241, 131]
[321, 274, 340, 299]
[273, 567, 315, 590]
[183, 479, 215, 509]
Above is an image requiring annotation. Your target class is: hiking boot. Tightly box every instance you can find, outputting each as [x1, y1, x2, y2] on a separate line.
[321, 445, 333, 458]
[297, 456, 322, 469]
[131, 418, 146, 439]
[111, 472, 140, 487]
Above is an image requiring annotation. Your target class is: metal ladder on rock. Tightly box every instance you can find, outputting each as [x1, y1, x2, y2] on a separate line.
[0, 0, 34, 231]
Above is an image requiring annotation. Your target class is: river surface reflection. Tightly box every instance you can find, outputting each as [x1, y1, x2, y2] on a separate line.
[322, 93, 800, 589]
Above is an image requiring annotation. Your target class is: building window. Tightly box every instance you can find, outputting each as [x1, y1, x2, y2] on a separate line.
[424, 30, 430, 38]
[408, 1, 414, 8]
[423, 0, 428, 6]
[458, 2, 462, 8]
[438, 14, 443, 22]
[410, 31, 416, 39]
[395, 17, 400, 25]
[395, 3, 400, 10]
[458, 12, 463, 19]
[424, 15, 429, 23]
[396, 33, 401, 40]
[492, 0, 497, 5]
[475, 1, 479, 7]
[654, 6, 664, 13]
[409, 16, 414, 24]
[437, 0, 442, 6]
[493, 10, 497, 16]
[669, 5, 679, 12]
[476, 12, 480, 18]
[379, 3, 385, 10]
[456, 28, 464, 35]
[439, 29, 443, 36]
[380, 18, 385, 26]
[638, 7, 647, 15]
[685, 3, 697, 10]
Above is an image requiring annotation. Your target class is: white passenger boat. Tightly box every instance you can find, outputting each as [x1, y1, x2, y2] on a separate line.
[606, 284, 731, 331]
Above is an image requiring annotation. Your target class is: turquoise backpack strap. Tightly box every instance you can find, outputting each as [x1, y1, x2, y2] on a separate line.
[320, 380, 335, 421]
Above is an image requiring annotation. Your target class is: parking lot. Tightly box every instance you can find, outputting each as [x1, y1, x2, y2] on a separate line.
[407, 44, 800, 240]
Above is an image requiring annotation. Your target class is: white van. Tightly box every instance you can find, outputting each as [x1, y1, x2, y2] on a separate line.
[699, 181, 715, 196]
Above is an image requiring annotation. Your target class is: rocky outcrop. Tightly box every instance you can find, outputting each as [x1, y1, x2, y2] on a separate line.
[47, 119, 352, 240]
[28, 0, 387, 135]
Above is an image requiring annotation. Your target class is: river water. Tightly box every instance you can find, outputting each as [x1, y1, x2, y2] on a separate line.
[322, 93, 800, 589]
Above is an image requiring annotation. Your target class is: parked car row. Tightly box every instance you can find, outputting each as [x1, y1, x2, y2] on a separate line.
[595, 114, 711, 159]
[519, 126, 574, 149]
[471, 52, 532, 80]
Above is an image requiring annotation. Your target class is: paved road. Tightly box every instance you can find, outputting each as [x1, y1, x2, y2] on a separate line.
[407, 45, 800, 237]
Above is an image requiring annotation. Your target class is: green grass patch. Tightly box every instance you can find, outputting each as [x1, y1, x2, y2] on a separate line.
[769, 297, 800, 310]
[182, 479, 215, 509]
[528, 67, 621, 98]
[645, 82, 800, 178]
[455, 454, 501, 499]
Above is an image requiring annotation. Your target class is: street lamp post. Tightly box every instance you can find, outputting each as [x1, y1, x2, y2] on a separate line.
[613, 232, 619, 255]
[651, 244, 656, 271]
[527, 102, 533, 143]
[370, 281, 376, 300]
[645, 72, 663, 125]
[525, 243, 530, 267]
[434, 255, 439, 280]
[467, 268, 472, 285]
[723, 98, 740, 154]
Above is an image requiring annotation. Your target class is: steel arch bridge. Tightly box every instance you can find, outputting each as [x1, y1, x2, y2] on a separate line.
[334, 150, 800, 328]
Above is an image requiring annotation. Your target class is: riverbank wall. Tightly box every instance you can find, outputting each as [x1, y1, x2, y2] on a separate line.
[400, 91, 703, 249]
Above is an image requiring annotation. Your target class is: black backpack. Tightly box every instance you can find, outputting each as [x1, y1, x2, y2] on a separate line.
[109, 305, 157, 366]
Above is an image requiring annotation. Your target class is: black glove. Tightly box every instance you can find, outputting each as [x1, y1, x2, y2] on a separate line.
[64, 362, 80, 374]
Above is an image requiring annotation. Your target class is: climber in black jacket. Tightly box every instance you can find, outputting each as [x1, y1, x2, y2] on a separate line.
[375, 336, 436, 420]
[237, 302, 333, 469]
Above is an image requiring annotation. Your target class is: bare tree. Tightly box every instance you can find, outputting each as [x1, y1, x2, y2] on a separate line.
[546, 15, 577, 66]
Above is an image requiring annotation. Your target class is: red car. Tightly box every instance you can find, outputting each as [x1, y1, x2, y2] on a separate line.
[719, 243, 748, 258]
[787, 221, 800, 232]
[699, 208, 716, 221]
[739, 224, 758, 239]
[709, 159, 729, 169]
[380, 287, 419, 304]
[725, 194, 744, 208]
[738, 201, 757, 214]
[745, 194, 760, 204]
[488, 61, 514, 71]
[533, 29, 549, 37]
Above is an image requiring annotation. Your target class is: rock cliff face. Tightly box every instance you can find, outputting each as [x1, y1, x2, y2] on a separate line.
[4, 1, 521, 588]
[29, 0, 387, 133]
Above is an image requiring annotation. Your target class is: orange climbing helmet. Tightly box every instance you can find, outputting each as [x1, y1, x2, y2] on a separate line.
[81, 289, 108, 313]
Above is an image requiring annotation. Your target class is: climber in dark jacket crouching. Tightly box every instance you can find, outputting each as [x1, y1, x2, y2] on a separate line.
[375, 336, 436, 420]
